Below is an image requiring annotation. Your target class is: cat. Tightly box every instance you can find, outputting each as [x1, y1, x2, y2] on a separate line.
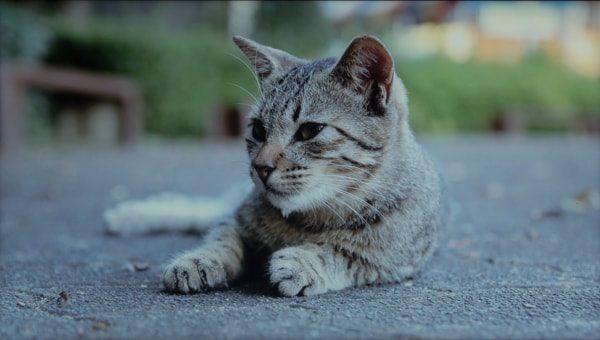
[104, 35, 443, 297]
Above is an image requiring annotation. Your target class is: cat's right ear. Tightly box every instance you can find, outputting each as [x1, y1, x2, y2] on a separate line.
[233, 36, 303, 87]
[330, 36, 395, 116]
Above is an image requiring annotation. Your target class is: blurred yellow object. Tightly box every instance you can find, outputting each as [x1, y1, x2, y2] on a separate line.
[442, 23, 476, 63]
[394, 21, 599, 78]
[562, 28, 600, 78]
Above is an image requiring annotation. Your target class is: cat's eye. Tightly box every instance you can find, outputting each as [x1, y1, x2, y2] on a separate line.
[295, 122, 325, 141]
[251, 120, 266, 142]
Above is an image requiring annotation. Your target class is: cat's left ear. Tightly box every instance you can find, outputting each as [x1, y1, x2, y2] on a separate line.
[233, 36, 304, 87]
[331, 36, 395, 115]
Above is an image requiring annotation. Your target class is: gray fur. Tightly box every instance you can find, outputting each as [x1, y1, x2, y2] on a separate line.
[163, 35, 442, 296]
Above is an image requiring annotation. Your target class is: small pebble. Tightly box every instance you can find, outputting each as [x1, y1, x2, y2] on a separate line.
[92, 321, 110, 331]
[57, 291, 69, 307]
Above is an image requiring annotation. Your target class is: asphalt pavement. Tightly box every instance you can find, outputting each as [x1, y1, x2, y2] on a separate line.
[1, 135, 599, 339]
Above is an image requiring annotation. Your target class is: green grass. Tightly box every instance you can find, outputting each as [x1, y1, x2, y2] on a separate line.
[398, 56, 600, 133]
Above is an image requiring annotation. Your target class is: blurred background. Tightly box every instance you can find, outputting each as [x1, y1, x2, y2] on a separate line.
[0, 0, 599, 149]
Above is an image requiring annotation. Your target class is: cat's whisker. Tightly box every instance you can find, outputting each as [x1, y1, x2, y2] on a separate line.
[333, 197, 370, 227]
[323, 182, 395, 227]
[319, 198, 346, 225]
[326, 162, 375, 175]
[320, 163, 375, 178]
[345, 193, 393, 227]
[318, 173, 359, 181]
[231, 161, 252, 168]
[318, 174, 391, 202]
[319, 166, 396, 196]
[226, 52, 263, 98]
[323, 185, 371, 227]
[226, 82, 258, 102]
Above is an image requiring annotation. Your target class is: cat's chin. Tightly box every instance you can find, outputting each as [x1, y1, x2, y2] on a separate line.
[270, 201, 300, 219]
[264, 193, 302, 218]
[265, 185, 336, 218]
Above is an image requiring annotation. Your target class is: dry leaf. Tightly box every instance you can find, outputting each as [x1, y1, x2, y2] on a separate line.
[92, 321, 110, 331]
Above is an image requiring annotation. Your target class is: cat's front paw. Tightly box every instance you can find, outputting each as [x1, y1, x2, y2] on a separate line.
[269, 247, 326, 297]
[163, 256, 227, 294]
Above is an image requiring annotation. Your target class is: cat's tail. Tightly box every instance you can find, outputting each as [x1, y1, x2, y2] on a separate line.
[103, 181, 253, 237]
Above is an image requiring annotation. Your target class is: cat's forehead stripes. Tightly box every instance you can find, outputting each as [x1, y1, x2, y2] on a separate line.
[258, 58, 336, 125]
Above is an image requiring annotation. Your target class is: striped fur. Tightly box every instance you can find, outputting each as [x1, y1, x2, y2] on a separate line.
[163, 35, 442, 296]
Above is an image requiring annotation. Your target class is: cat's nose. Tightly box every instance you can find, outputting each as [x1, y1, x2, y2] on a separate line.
[253, 164, 275, 184]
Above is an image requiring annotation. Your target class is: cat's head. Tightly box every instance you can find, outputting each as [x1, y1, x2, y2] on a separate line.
[234, 35, 407, 216]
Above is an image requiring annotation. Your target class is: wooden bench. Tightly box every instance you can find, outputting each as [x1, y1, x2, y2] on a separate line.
[0, 62, 142, 152]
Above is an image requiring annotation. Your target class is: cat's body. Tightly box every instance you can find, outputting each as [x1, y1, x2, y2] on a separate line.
[106, 36, 442, 296]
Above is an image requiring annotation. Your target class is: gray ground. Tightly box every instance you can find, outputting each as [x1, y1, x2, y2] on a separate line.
[1, 135, 599, 339]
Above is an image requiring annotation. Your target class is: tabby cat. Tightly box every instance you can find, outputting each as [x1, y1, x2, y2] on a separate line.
[108, 35, 442, 297]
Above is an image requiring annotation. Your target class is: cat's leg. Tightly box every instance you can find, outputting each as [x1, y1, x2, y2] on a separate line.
[163, 218, 244, 294]
[269, 243, 356, 297]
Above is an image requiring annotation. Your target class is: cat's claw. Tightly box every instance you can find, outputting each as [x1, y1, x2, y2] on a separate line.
[163, 256, 227, 294]
[269, 248, 325, 297]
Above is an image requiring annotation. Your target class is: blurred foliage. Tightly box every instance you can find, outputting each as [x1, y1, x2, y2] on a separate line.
[398, 55, 600, 132]
[45, 19, 256, 136]
[43, 17, 600, 136]
[0, 2, 52, 61]
[4, 1, 598, 137]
